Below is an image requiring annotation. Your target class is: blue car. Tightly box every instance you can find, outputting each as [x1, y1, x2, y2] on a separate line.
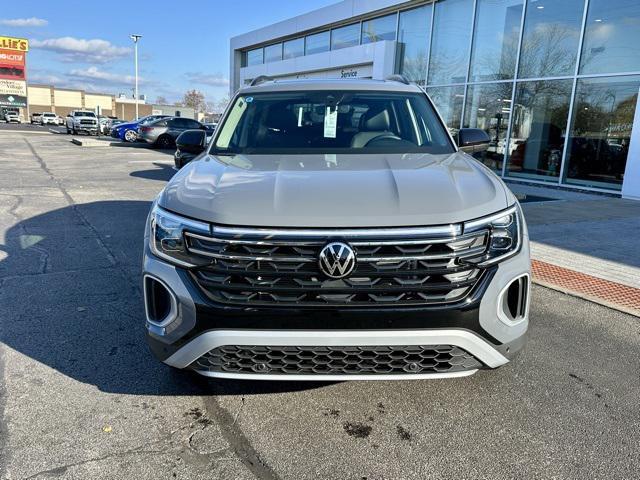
[111, 115, 170, 142]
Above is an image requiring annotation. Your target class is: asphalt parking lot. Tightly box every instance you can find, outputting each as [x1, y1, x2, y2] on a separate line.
[0, 126, 639, 479]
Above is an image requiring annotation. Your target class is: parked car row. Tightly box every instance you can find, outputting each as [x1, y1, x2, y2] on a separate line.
[31, 112, 65, 125]
[109, 115, 216, 168]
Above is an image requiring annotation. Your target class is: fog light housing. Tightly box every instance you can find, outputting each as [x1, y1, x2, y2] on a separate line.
[498, 274, 529, 325]
[143, 275, 178, 334]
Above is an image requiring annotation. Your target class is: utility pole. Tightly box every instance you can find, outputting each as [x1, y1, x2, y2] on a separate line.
[130, 34, 142, 120]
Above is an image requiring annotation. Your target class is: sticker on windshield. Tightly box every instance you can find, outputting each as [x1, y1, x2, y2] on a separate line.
[324, 106, 337, 138]
[245, 96, 253, 103]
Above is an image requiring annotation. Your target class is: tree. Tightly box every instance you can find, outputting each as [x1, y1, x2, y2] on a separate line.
[155, 96, 167, 105]
[182, 89, 206, 113]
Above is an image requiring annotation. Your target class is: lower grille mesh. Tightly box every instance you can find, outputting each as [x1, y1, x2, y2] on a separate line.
[190, 345, 482, 375]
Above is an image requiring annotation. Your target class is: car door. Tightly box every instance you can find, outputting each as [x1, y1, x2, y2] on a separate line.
[167, 118, 187, 139]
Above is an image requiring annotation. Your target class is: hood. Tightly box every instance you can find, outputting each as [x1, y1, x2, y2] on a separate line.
[159, 152, 511, 228]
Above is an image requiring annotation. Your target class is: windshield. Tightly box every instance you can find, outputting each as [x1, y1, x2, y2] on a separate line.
[212, 90, 454, 155]
[43, 113, 55, 117]
[74, 112, 96, 117]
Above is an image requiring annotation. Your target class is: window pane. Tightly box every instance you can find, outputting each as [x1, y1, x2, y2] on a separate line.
[362, 13, 397, 44]
[331, 23, 360, 50]
[463, 83, 514, 172]
[264, 44, 282, 63]
[506, 79, 572, 180]
[246, 48, 263, 66]
[518, 0, 584, 78]
[283, 38, 304, 60]
[306, 31, 330, 55]
[428, 0, 474, 85]
[397, 5, 432, 85]
[426, 85, 464, 135]
[564, 76, 640, 190]
[580, 0, 640, 75]
[469, 0, 523, 82]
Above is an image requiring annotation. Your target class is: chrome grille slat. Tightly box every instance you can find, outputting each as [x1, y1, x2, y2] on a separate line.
[185, 226, 488, 307]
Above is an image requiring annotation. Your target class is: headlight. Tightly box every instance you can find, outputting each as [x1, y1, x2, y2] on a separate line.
[149, 204, 211, 267]
[463, 204, 522, 266]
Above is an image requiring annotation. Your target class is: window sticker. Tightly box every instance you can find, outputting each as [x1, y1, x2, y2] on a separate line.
[245, 96, 253, 103]
[297, 106, 303, 127]
[323, 106, 337, 138]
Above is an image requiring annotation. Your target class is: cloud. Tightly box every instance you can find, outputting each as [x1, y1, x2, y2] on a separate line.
[185, 72, 229, 87]
[70, 66, 140, 86]
[0, 17, 48, 27]
[30, 37, 131, 63]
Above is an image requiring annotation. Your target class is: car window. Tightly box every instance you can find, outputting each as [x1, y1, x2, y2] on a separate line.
[184, 119, 201, 129]
[213, 90, 454, 154]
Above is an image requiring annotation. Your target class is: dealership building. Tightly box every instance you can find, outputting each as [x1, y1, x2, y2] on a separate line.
[230, 0, 640, 199]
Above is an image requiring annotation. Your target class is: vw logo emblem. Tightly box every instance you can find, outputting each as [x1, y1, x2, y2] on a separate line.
[318, 242, 356, 279]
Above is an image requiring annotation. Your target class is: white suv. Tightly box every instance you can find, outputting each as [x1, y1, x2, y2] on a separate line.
[143, 77, 531, 381]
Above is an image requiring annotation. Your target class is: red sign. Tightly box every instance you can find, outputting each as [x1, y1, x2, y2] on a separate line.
[0, 49, 26, 80]
[0, 50, 25, 66]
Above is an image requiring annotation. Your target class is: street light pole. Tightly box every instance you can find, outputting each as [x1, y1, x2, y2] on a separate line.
[130, 34, 142, 120]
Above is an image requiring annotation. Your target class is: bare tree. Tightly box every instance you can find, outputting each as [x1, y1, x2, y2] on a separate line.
[155, 96, 167, 105]
[182, 90, 206, 113]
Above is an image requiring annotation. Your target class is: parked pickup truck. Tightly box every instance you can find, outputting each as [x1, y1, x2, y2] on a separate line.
[66, 110, 98, 135]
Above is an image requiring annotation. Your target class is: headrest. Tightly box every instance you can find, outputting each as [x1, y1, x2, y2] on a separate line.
[362, 108, 390, 131]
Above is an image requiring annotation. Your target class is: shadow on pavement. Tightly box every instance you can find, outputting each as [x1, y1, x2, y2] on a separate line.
[0, 200, 327, 396]
[130, 162, 176, 182]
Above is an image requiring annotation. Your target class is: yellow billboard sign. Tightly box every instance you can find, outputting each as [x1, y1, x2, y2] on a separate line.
[0, 37, 29, 52]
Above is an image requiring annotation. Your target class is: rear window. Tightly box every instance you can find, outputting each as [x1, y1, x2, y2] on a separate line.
[212, 90, 454, 155]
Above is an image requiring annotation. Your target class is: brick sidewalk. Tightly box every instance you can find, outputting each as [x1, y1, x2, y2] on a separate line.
[532, 260, 640, 317]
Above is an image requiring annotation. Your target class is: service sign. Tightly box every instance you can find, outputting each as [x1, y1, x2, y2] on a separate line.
[0, 37, 29, 52]
[0, 79, 27, 96]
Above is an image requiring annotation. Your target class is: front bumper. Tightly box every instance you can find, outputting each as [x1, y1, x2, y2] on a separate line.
[142, 231, 531, 380]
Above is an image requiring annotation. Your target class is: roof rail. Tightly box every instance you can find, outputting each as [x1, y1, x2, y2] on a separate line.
[249, 75, 273, 87]
[385, 74, 410, 85]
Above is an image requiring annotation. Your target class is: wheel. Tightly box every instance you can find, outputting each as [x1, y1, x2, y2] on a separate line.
[155, 135, 173, 149]
[72, 126, 77, 135]
[124, 129, 137, 143]
[66, 126, 71, 134]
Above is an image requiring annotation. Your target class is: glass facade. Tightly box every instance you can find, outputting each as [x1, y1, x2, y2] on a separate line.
[331, 23, 360, 50]
[264, 44, 282, 63]
[283, 38, 304, 60]
[239, 0, 640, 192]
[305, 31, 330, 55]
[362, 13, 397, 44]
[397, 5, 432, 85]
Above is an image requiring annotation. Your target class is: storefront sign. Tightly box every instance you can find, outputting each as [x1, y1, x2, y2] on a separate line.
[0, 49, 25, 65]
[0, 93, 27, 107]
[275, 64, 373, 81]
[0, 79, 27, 96]
[0, 37, 29, 52]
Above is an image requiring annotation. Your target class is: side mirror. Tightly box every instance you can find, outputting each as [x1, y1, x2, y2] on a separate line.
[176, 130, 207, 154]
[457, 128, 491, 154]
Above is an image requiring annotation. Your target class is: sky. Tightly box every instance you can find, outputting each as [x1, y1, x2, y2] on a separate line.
[0, 0, 336, 106]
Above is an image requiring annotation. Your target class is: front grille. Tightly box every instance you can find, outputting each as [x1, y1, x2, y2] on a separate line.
[190, 345, 482, 375]
[186, 225, 488, 307]
[80, 119, 96, 125]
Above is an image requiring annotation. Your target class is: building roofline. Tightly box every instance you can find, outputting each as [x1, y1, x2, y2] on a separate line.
[230, 0, 413, 50]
